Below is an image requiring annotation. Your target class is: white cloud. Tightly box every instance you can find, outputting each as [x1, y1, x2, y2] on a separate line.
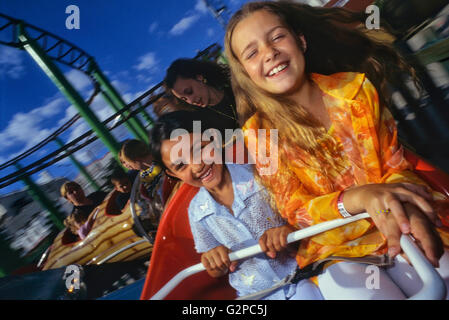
[0, 74, 152, 169]
[58, 105, 78, 126]
[169, 14, 200, 36]
[0, 46, 26, 79]
[67, 120, 90, 144]
[134, 52, 159, 72]
[31, 97, 65, 118]
[195, 0, 208, 14]
[111, 79, 130, 94]
[64, 69, 91, 92]
[0, 97, 65, 150]
[136, 74, 153, 85]
[149, 21, 159, 33]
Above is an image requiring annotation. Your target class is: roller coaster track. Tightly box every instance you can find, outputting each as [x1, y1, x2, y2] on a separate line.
[0, 12, 222, 190]
[0, 13, 93, 75]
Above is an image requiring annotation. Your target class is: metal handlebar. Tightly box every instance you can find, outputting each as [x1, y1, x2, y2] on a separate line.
[149, 213, 446, 300]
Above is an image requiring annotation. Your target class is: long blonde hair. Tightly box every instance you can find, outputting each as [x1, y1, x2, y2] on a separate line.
[225, 1, 417, 171]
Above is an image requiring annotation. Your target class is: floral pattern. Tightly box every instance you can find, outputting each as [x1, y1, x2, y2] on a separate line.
[243, 72, 449, 268]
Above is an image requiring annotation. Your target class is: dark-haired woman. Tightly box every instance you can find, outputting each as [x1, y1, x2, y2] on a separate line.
[164, 58, 239, 136]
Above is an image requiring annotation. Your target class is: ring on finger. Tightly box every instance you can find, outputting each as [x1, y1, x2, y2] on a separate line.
[375, 208, 391, 216]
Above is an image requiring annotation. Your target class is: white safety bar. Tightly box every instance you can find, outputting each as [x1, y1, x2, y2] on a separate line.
[150, 213, 446, 300]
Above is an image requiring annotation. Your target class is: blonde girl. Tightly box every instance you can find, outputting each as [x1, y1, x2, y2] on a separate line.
[225, 1, 449, 299]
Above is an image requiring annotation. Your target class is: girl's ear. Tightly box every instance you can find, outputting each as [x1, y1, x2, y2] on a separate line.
[298, 35, 307, 53]
[165, 169, 178, 179]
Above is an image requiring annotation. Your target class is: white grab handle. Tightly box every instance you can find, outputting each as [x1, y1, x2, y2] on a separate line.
[149, 213, 446, 300]
[400, 235, 446, 300]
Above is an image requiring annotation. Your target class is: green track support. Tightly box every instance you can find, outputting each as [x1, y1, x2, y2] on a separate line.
[139, 104, 155, 128]
[14, 163, 65, 231]
[17, 22, 122, 162]
[88, 60, 149, 144]
[54, 137, 100, 191]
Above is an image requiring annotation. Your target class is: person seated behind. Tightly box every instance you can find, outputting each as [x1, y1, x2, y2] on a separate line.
[60, 181, 107, 239]
[152, 92, 193, 117]
[60, 181, 107, 221]
[119, 139, 165, 221]
[119, 139, 163, 193]
[164, 58, 239, 146]
[110, 169, 139, 211]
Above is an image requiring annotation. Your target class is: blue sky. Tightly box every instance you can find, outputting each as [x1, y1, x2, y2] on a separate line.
[0, 0, 247, 195]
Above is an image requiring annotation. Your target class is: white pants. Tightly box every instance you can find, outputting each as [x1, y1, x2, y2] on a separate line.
[317, 249, 449, 300]
[289, 279, 324, 300]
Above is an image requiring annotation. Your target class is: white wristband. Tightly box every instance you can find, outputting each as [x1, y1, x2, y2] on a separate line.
[337, 191, 352, 218]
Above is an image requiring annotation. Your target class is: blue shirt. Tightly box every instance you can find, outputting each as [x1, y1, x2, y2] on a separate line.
[188, 164, 298, 299]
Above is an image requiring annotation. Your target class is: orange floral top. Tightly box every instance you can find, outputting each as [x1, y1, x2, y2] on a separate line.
[243, 72, 449, 268]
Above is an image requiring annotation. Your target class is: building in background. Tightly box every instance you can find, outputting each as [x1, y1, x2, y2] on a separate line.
[73, 151, 116, 195]
[0, 176, 72, 275]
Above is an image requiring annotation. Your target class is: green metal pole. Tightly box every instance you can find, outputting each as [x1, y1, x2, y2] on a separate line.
[88, 60, 149, 144]
[54, 137, 100, 191]
[14, 163, 65, 231]
[99, 88, 147, 142]
[138, 103, 155, 128]
[17, 22, 121, 162]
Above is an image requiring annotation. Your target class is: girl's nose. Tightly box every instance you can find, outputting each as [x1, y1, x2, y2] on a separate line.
[192, 162, 204, 174]
[264, 45, 279, 63]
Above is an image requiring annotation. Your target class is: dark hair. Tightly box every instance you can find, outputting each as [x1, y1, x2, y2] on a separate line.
[164, 58, 231, 91]
[149, 110, 218, 169]
[119, 139, 151, 163]
[152, 92, 194, 117]
[110, 169, 128, 183]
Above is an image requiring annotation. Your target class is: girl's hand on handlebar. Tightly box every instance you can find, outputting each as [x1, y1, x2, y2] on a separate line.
[259, 224, 296, 259]
[343, 183, 442, 266]
[201, 245, 238, 278]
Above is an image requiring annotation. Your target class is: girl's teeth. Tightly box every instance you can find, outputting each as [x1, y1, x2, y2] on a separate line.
[201, 168, 212, 180]
[269, 64, 287, 76]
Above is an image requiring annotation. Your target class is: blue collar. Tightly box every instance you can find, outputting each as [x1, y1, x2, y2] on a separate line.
[191, 164, 260, 222]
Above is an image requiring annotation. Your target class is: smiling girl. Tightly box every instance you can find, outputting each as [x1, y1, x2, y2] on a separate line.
[164, 59, 240, 135]
[150, 110, 323, 299]
[225, 1, 449, 299]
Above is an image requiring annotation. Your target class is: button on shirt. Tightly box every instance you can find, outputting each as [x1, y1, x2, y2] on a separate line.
[188, 164, 298, 299]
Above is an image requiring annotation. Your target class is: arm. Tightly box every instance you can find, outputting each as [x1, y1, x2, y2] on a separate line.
[188, 200, 234, 278]
[77, 209, 98, 239]
[338, 79, 443, 265]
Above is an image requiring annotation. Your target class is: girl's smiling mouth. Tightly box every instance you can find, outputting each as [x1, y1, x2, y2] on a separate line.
[266, 61, 289, 77]
[198, 166, 214, 183]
